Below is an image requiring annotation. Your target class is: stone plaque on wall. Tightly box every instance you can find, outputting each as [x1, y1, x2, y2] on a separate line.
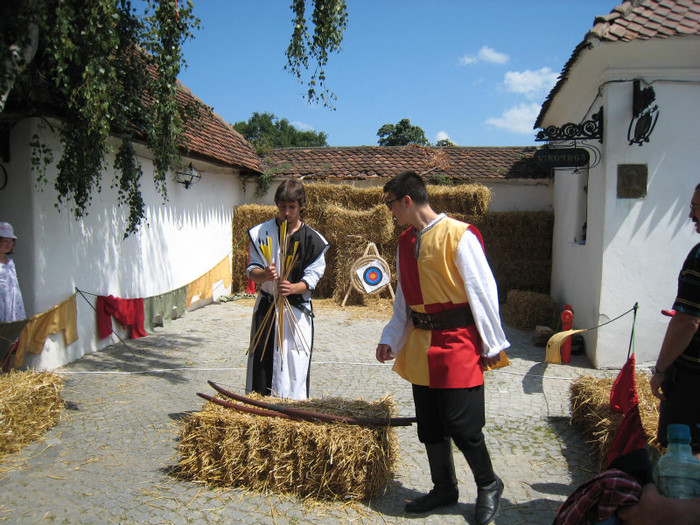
[617, 164, 647, 199]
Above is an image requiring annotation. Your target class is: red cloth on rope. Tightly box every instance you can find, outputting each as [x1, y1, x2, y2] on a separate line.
[610, 353, 639, 414]
[607, 353, 648, 465]
[96, 295, 147, 339]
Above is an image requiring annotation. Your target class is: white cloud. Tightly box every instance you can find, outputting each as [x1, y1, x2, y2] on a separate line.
[291, 121, 314, 131]
[459, 46, 509, 66]
[503, 68, 558, 99]
[435, 131, 451, 142]
[485, 103, 541, 134]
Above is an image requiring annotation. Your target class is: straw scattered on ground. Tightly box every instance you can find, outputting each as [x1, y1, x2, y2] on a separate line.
[0, 371, 64, 461]
[176, 394, 399, 502]
[570, 373, 662, 471]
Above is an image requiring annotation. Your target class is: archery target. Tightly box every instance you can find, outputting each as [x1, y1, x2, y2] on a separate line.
[355, 260, 390, 293]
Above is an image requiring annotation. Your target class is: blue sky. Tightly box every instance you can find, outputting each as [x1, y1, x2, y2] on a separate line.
[177, 1, 618, 147]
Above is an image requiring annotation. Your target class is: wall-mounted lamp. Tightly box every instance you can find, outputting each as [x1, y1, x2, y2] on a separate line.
[174, 163, 201, 189]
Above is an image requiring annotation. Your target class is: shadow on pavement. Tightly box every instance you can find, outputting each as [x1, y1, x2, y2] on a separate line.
[60, 332, 208, 384]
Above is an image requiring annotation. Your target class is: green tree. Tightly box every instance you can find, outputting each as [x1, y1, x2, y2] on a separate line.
[436, 138, 455, 147]
[377, 119, 429, 146]
[1, 0, 346, 236]
[233, 112, 328, 154]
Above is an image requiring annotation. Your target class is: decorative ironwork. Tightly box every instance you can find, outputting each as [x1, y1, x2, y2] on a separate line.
[535, 107, 604, 143]
[628, 80, 659, 146]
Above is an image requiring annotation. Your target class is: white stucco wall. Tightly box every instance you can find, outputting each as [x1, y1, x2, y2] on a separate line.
[1, 118, 242, 369]
[547, 37, 700, 368]
[595, 76, 700, 368]
[550, 162, 605, 361]
[480, 179, 552, 212]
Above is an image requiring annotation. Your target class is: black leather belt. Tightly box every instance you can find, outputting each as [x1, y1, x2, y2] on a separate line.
[411, 305, 474, 330]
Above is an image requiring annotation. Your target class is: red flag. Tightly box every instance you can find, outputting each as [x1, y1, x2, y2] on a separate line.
[607, 353, 648, 465]
[610, 353, 639, 414]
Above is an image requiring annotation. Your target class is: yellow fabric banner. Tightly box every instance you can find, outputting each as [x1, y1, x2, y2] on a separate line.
[15, 293, 79, 366]
[186, 255, 232, 307]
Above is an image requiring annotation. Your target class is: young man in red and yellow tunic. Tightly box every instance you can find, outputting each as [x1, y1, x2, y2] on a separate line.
[376, 171, 509, 525]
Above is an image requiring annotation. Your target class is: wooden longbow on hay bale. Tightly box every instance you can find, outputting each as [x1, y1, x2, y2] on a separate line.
[202, 380, 416, 427]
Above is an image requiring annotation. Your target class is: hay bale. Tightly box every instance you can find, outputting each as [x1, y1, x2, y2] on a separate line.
[318, 204, 394, 246]
[305, 183, 385, 211]
[177, 394, 398, 501]
[231, 204, 278, 294]
[230, 185, 551, 304]
[319, 204, 395, 304]
[502, 290, 559, 331]
[473, 212, 554, 298]
[569, 373, 662, 471]
[429, 184, 491, 217]
[0, 371, 64, 459]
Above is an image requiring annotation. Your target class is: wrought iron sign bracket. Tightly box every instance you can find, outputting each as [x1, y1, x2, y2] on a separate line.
[535, 107, 604, 143]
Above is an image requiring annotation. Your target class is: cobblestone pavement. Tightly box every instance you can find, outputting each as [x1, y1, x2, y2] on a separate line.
[0, 299, 612, 524]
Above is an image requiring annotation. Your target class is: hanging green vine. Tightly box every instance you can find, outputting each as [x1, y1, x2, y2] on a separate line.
[286, 0, 347, 109]
[1, 0, 346, 236]
[1, 0, 199, 236]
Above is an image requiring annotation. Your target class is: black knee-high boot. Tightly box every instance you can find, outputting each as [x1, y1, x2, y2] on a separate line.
[404, 441, 459, 513]
[460, 439, 503, 525]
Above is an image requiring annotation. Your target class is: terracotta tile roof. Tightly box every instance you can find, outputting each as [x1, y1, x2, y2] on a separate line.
[588, 0, 700, 41]
[177, 83, 262, 173]
[535, 0, 700, 128]
[262, 145, 548, 181]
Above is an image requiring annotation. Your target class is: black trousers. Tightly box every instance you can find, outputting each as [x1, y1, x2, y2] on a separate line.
[412, 383, 496, 487]
[249, 294, 275, 396]
[658, 361, 700, 453]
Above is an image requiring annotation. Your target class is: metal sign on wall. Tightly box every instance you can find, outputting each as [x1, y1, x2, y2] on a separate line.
[534, 148, 590, 168]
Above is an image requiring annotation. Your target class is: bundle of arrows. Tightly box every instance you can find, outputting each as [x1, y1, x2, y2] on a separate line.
[249, 220, 308, 368]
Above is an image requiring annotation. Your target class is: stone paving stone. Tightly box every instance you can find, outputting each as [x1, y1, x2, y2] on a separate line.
[0, 299, 613, 524]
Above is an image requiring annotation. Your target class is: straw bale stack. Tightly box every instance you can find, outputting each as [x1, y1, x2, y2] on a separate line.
[0, 371, 64, 459]
[230, 183, 551, 304]
[231, 204, 278, 294]
[316, 204, 393, 246]
[569, 373, 662, 471]
[321, 205, 395, 303]
[305, 183, 384, 211]
[429, 184, 491, 217]
[473, 211, 554, 300]
[177, 394, 398, 501]
[502, 290, 560, 331]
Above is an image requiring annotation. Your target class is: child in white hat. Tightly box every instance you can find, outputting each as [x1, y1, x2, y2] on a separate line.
[0, 222, 26, 322]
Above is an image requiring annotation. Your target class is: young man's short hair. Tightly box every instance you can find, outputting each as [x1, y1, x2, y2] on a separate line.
[275, 179, 306, 209]
[383, 170, 429, 205]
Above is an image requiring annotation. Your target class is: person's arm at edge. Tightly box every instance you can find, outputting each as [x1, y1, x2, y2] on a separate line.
[617, 483, 700, 524]
[651, 311, 700, 399]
